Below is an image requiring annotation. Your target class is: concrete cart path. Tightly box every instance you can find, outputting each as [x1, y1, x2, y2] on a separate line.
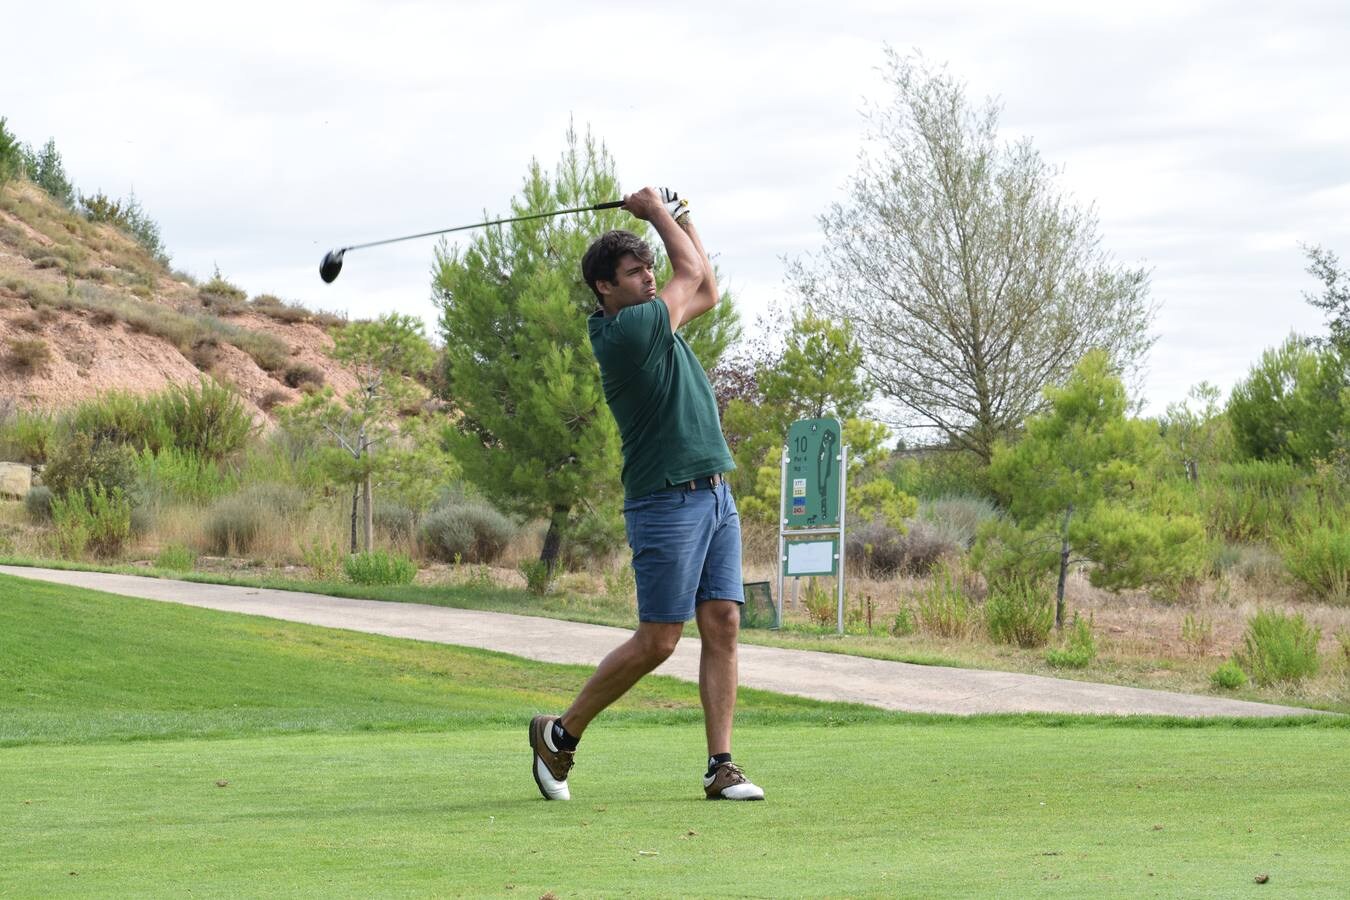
[1, 565, 1327, 719]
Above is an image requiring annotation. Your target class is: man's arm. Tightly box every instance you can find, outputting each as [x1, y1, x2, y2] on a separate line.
[677, 215, 719, 327]
[623, 186, 704, 331]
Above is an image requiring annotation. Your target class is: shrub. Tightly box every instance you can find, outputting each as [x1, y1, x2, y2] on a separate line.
[50, 485, 132, 559]
[282, 362, 325, 392]
[560, 507, 626, 570]
[24, 485, 53, 522]
[344, 549, 417, 586]
[418, 496, 517, 564]
[258, 388, 293, 413]
[519, 559, 554, 596]
[42, 431, 138, 499]
[1046, 614, 1097, 669]
[155, 544, 197, 571]
[301, 539, 345, 581]
[188, 336, 221, 370]
[985, 577, 1054, 648]
[1211, 659, 1248, 690]
[6, 337, 52, 373]
[203, 483, 303, 555]
[888, 450, 992, 501]
[915, 561, 976, 638]
[199, 267, 247, 309]
[1180, 613, 1214, 658]
[848, 517, 962, 578]
[1280, 525, 1350, 605]
[801, 577, 837, 627]
[1202, 460, 1302, 542]
[64, 391, 171, 452]
[890, 607, 917, 636]
[151, 378, 256, 462]
[135, 446, 240, 506]
[918, 495, 999, 549]
[1236, 610, 1321, 686]
[0, 409, 55, 464]
[373, 501, 418, 542]
[848, 520, 906, 577]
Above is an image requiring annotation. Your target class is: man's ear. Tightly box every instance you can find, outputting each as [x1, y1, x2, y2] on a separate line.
[595, 279, 614, 298]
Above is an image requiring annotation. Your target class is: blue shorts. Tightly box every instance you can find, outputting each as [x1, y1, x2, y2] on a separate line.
[623, 481, 744, 623]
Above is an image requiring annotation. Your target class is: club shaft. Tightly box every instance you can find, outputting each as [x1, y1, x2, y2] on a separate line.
[341, 200, 624, 253]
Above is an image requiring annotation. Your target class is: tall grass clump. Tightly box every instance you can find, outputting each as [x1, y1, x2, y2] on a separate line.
[65, 391, 172, 452]
[985, 577, 1054, 647]
[344, 549, 417, 586]
[150, 378, 256, 462]
[135, 446, 241, 507]
[155, 544, 197, 572]
[1202, 460, 1302, 542]
[1280, 525, 1350, 605]
[0, 408, 56, 464]
[49, 485, 132, 559]
[1045, 614, 1097, 669]
[1236, 610, 1321, 686]
[914, 560, 977, 638]
[418, 494, 517, 564]
[41, 431, 138, 499]
[203, 483, 304, 556]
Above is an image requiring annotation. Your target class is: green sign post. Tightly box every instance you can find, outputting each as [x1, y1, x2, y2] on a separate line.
[778, 418, 848, 632]
[781, 418, 842, 529]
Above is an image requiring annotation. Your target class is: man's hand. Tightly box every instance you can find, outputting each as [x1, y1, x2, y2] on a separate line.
[659, 188, 690, 222]
[621, 186, 667, 222]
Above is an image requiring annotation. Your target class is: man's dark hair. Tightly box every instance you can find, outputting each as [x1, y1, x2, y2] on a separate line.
[581, 230, 655, 303]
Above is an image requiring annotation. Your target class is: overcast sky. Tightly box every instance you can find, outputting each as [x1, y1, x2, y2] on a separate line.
[5, 0, 1347, 416]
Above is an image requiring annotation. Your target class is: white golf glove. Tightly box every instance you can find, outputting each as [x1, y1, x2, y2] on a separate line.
[659, 187, 690, 221]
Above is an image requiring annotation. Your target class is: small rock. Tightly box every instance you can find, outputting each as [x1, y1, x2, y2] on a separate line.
[215, 780, 229, 788]
[1254, 874, 1269, 884]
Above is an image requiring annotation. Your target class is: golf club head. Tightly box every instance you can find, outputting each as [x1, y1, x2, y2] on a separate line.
[319, 249, 345, 283]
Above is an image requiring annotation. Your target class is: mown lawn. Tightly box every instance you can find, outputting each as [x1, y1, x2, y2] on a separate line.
[2, 574, 1348, 897]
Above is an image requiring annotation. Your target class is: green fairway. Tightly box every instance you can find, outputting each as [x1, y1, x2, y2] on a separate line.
[2, 574, 1348, 897]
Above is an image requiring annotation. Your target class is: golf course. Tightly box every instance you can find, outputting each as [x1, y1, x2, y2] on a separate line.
[3, 572, 1347, 897]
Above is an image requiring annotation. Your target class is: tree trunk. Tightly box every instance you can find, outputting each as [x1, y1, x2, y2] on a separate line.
[362, 474, 373, 552]
[1055, 505, 1074, 630]
[349, 484, 360, 554]
[539, 505, 569, 573]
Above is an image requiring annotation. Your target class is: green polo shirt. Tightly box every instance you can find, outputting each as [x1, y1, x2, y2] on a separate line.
[588, 298, 735, 499]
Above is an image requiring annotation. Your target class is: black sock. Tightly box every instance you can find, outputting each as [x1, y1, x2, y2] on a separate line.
[551, 720, 579, 752]
[706, 753, 732, 777]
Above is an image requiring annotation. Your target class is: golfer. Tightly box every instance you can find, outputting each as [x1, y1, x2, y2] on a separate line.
[529, 186, 763, 802]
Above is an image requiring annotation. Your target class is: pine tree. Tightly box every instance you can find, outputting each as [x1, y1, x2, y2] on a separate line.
[433, 124, 739, 570]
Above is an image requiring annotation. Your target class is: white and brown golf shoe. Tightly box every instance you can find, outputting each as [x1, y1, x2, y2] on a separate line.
[529, 715, 574, 801]
[703, 761, 765, 801]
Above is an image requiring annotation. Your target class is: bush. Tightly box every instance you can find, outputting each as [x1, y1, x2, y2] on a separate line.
[848, 520, 906, 577]
[151, 378, 256, 462]
[344, 549, 418, 586]
[50, 485, 132, 559]
[560, 507, 626, 570]
[24, 485, 53, 522]
[155, 544, 197, 572]
[1236, 610, 1321, 686]
[199, 267, 247, 307]
[42, 431, 138, 499]
[6, 337, 52, 373]
[135, 446, 240, 506]
[519, 559, 555, 596]
[301, 539, 345, 581]
[0, 409, 56, 464]
[282, 362, 325, 392]
[1280, 525, 1350, 605]
[848, 517, 962, 578]
[1046, 614, 1096, 669]
[915, 561, 976, 638]
[985, 577, 1054, 648]
[1210, 659, 1248, 690]
[203, 483, 303, 555]
[888, 450, 992, 501]
[64, 391, 171, 452]
[890, 607, 917, 636]
[918, 495, 999, 549]
[373, 501, 418, 542]
[418, 496, 517, 564]
[801, 577, 837, 627]
[1202, 460, 1303, 542]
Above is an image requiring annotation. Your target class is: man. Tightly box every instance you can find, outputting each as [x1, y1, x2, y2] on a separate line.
[529, 186, 763, 802]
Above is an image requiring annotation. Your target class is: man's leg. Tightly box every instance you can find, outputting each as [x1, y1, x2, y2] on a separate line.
[560, 620, 684, 737]
[695, 599, 740, 756]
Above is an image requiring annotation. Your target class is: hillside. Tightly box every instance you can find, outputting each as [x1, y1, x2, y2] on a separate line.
[0, 180, 358, 421]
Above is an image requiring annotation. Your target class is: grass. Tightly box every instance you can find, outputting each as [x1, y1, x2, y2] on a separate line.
[1, 574, 1348, 896]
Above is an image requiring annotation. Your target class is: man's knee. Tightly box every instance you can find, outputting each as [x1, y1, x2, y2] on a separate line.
[634, 623, 682, 663]
[698, 600, 741, 644]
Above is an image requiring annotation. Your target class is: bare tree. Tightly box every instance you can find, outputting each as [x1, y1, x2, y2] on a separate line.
[789, 49, 1156, 462]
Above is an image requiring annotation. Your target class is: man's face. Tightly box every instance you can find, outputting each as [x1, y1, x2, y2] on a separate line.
[599, 252, 656, 312]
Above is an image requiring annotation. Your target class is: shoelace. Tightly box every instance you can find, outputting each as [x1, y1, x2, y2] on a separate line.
[713, 762, 745, 783]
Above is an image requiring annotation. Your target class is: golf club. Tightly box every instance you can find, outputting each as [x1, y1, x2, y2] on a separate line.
[319, 200, 625, 283]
